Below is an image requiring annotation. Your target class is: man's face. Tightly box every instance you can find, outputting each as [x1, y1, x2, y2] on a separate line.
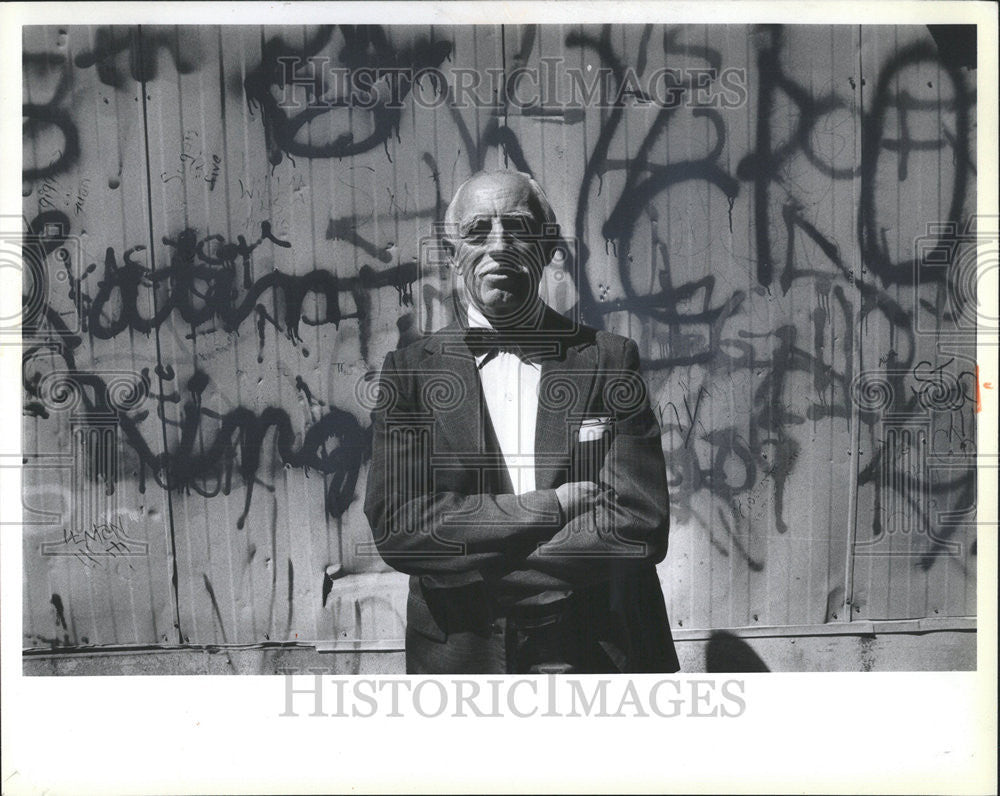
[449, 173, 550, 322]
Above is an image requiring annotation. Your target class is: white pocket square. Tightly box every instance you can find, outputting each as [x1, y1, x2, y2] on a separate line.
[578, 417, 613, 442]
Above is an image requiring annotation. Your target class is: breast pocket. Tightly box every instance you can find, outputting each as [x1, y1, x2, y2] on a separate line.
[571, 417, 614, 483]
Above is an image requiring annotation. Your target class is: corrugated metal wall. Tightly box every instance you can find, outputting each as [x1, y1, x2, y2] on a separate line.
[21, 24, 978, 653]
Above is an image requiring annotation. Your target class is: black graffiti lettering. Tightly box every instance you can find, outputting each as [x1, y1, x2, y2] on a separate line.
[73, 25, 198, 88]
[245, 25, 452, 167]
[23, 51, 79, 181]
[80, 225, 418, 343]
[859, 42, 971, 285]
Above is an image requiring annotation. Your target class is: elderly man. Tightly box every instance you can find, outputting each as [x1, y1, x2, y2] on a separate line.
[364, 170, 678, 674]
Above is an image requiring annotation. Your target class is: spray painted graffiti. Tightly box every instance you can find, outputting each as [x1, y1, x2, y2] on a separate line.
[556, 24, 977, 566]
[73, 25, 199, 87]
[23, 51, 80, 182]
[245, 25, 452, 167]
[21, 23, 979, 648]
[21, 210, 402, 530]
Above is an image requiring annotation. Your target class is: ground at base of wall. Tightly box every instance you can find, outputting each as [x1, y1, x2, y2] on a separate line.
[23, 627, 974, 675]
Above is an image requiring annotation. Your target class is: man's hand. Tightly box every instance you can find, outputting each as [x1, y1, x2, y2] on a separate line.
[555, 480, 599, 522]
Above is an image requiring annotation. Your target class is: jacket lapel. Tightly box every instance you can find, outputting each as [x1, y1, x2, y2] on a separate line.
[421, 328, 512, 492]
[423, 310, 597, 494]
[534, 317, 598, 491]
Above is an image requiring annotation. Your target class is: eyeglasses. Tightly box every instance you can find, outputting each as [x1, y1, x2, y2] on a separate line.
[458, 214, 543, 245]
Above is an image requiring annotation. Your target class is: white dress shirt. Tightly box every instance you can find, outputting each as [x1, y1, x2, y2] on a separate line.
[466, 304, 542, 495]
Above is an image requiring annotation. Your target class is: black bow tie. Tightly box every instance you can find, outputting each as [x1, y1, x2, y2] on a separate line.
[464, 328, 519, 359]
[464, 328, 548, 366]
[464, 328, 510, 351]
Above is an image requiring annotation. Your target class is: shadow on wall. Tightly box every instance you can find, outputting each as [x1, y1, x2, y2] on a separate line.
[705, 631, 771, 673]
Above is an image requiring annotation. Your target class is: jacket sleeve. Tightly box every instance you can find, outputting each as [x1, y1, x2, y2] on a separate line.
[483, 337, 670, 603]
[363, 348, 565, 577]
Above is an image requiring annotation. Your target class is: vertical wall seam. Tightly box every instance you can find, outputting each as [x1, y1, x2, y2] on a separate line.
[843, 24, 866, 625]
[136, 25, 184, 643]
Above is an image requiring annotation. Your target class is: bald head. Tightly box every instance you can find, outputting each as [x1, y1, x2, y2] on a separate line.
[444, 170, 556, 234]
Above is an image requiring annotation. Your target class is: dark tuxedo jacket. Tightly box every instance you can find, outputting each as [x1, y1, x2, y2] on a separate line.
[363, 306, 679, 673]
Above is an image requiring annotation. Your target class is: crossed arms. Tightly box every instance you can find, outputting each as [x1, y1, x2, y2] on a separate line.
[362, 337, 670, 603]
